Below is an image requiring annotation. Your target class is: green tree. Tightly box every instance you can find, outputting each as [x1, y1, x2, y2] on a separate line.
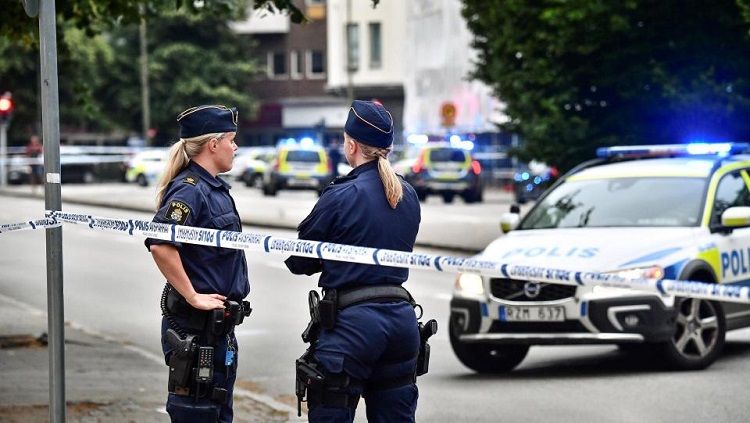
[0, 0, 305, 144]
[99, 8, 261, 143]
[462, 0, 750, 170]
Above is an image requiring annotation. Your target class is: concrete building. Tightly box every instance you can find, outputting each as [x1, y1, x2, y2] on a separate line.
[403, 0, 507, 137]
[326, 0, 407, 144]
[232, 0, 347, 146]
[403, 0, 514, 181]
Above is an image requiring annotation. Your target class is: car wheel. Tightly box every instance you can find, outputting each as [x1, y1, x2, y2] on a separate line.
[243, 172, 255, 187]
[136, 174, 148, 187]
[449, 319, 529, 373]
[659, 297, 725, 370]
[262, 184, 277, 197]
[416, 190, 427, 202]
[461, 191, 476, 204]
[442, 192, 455, 204]
[252, 174, 263, 189]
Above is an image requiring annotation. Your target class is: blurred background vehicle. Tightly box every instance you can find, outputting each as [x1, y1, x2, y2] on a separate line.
[6, 146, 124, 185]
[399, 142, 483, 203]
[262, 143, 332, 196]
[512, 160, 558, 204]
[124, 149, 167, 187]
[229, 147, 276, 187]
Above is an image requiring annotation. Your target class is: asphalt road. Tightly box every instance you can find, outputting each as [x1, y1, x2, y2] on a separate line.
[2, 197, 750, 422]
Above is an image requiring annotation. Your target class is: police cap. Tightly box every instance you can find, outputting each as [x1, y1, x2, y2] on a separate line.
[344, 100, 393, 149]
[177, 105, 238, 139]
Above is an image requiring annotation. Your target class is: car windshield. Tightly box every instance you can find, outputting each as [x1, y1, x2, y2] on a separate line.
[286, 150, 320, 163]
[429, 148, 466, 162]
[520, 177, 707, 229]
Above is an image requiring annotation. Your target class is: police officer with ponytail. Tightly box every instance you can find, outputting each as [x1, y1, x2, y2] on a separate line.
[145, 105, 250, 423]
[286, 100, 427, 422]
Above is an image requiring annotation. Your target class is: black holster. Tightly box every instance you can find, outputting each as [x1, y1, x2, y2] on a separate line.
[164, 328, 198, 393]
[416, 319, 438, 376]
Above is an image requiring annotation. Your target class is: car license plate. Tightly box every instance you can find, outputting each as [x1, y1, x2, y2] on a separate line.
[499, 305, 565, 322]
[288, 178, 317, 187]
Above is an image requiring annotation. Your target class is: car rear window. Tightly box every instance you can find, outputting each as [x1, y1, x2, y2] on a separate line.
[286, 150, 321, 163]
[429, 148, 467, 162]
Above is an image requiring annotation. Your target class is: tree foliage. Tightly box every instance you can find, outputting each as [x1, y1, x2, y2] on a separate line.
[0, 0, 304, 144]
[462, 0, 750, 170]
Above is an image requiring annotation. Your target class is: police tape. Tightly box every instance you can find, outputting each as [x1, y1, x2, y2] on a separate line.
[1, 210, 749, 305]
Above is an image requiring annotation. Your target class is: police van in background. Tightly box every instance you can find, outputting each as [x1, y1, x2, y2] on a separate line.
[261, 138, 332, 196]
[450, 143, 750, 372]
[398, 141, 484, 204]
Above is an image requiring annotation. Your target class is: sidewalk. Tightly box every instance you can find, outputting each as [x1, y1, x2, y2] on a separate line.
[0, 294, 298, 423]
[0, 182, 528, 252]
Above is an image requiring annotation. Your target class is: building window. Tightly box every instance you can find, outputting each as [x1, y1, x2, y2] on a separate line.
[346, 23, 359, 72]
[369, 22, 381, 69]
[307, 50, 326, 78]
[267, 51, 287, 78]
[290, 51, 303, 79]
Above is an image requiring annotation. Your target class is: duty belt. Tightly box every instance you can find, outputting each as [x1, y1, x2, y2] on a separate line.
[324, 285, 416, 309]
[161, 284, 251, 341]
[315, 285, 417, 333]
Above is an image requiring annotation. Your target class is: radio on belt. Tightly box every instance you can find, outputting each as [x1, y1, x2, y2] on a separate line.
[196, 346, 214, 382]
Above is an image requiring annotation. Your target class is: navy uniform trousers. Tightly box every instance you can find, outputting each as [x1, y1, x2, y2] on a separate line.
[161, 317, 239, 423]
[310, 301, 420, 423]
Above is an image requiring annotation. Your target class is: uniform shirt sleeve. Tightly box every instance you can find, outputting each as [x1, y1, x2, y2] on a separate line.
[145, 182, 204, 251]
[285, 187, 343, 275]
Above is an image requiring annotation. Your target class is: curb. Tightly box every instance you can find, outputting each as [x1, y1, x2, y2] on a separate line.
[0, 292, 303, 421]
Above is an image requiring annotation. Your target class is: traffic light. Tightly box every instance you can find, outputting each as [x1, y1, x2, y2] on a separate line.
[0, 92, 14, 125]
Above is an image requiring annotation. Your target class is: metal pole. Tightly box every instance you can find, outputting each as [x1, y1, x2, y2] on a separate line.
[139, 10, 151, 145]
[0, 123, 7, 187]
[39, 1, 65, 422]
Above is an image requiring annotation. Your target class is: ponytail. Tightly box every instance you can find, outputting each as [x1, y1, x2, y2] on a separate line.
[154, 132, 223, 209]
[358, 142, 403, 209]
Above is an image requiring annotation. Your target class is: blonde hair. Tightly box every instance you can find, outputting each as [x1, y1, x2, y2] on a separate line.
[353, 138, 403, 209]
[155, 132, 224, 208]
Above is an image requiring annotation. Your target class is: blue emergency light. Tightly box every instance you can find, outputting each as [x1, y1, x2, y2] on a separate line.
[596, 142, 749, 159]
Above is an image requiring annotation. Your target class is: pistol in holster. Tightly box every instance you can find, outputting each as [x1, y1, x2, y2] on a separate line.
[416, 319, 438, 376]
[302, 290, 322, 343]
[164, 328, 199, 395]
[295, 349, 326, 416]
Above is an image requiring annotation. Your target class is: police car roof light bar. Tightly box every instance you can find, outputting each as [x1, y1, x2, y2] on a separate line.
[596, 142, 750, 159]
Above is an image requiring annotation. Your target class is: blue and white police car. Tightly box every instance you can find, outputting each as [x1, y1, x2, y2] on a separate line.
[450, 143, 750, 372]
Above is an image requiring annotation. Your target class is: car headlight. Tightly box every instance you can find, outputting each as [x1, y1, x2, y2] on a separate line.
[592, 265, 664, 295]
[454, 273, 485, 296]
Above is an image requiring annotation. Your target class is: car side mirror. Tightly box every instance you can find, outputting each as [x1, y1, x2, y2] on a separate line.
[500, 210, 520, 234]
[721, 206, 750, 230]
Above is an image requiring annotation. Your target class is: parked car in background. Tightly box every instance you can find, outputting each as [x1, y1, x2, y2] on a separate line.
[513, 160, 558, 204]
[124, 149, 167, 186]
[6, 156, 32, 185]
[399, 143, 483, 203]
[231, 147, 276, 187]
[262, 144, 332, 196]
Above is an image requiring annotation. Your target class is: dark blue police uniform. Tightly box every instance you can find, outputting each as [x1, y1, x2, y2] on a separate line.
[286, 100, 422, 423]
[145, 106, 249, 423]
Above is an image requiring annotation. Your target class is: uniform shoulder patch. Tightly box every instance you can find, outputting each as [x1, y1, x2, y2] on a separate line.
[331, 174, 357, 185]
[165, 200, 191, 225]
[183, 175, 198, 186]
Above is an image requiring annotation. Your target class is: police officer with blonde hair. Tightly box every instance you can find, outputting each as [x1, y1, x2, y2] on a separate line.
[287, 100, 427, 422]
[146, 105, 250, 422]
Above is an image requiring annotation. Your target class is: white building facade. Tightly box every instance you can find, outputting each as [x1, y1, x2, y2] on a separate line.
[403, 0, 507, 137]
